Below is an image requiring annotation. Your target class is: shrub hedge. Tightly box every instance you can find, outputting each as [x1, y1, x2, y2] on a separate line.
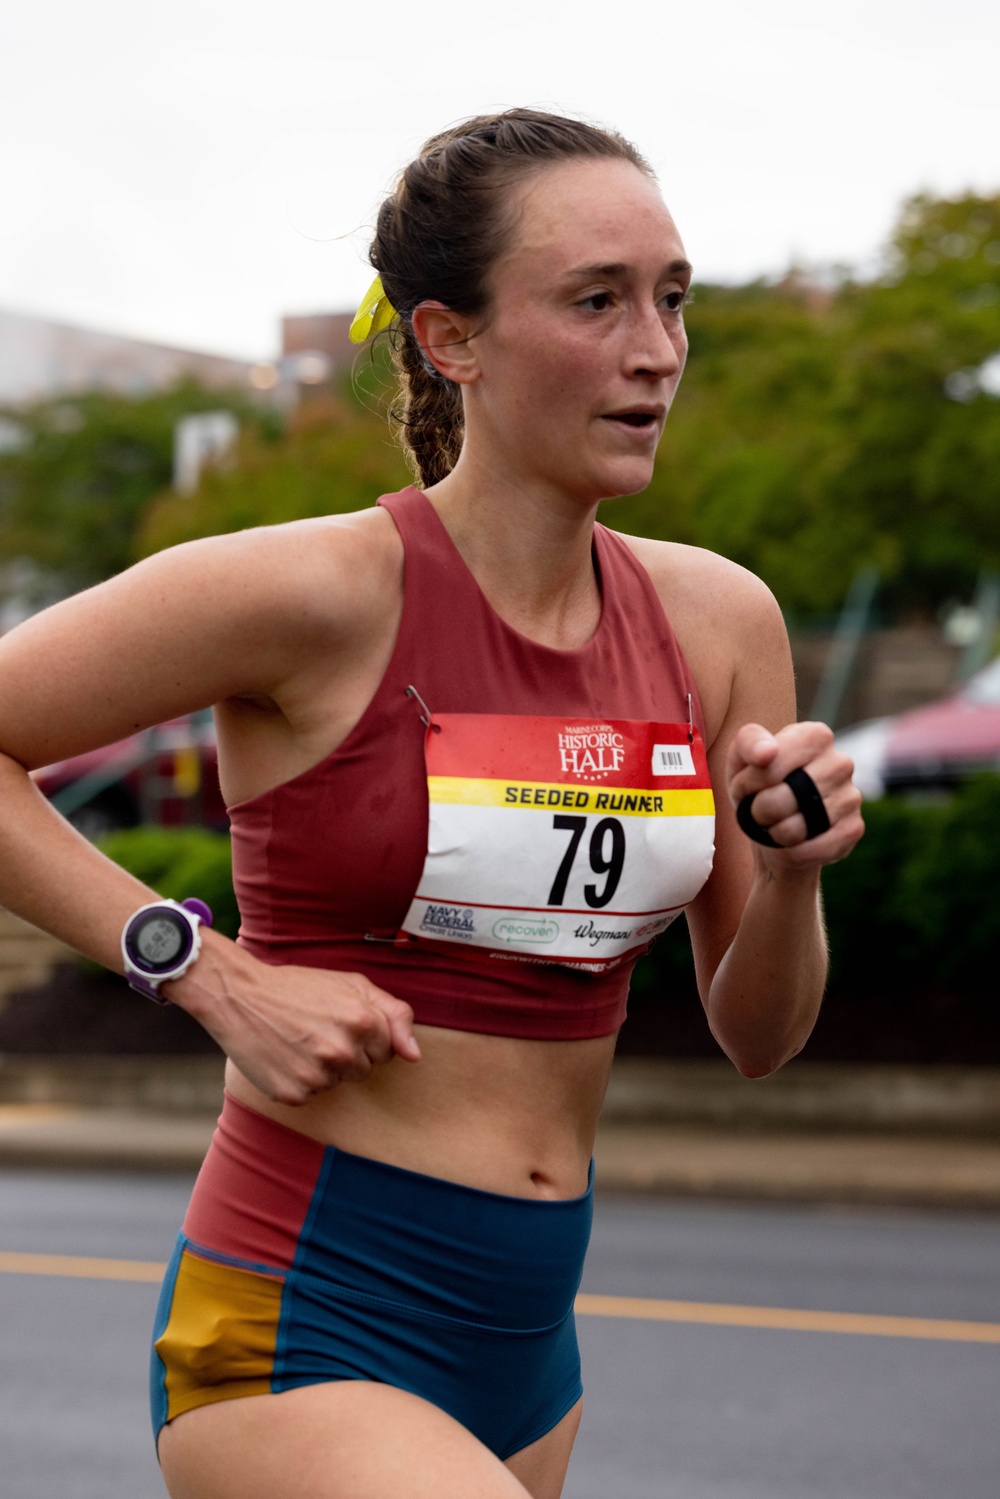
[625, 774, 1000, 1062]
[824, 774, 1000, 995]
[98, 826, 240, 940]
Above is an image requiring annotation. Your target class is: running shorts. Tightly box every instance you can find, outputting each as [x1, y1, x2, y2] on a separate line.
[150, 1092, 592, 1460]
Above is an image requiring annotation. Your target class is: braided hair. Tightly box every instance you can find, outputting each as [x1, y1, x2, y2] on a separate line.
[369, 109, 652, 487]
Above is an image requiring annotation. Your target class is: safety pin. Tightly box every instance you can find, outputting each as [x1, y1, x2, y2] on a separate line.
[405, 684, 440, 732]
[687, 693, 694, 744]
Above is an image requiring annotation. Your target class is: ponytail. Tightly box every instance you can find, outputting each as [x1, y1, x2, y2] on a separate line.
[390, 321, 465, 488]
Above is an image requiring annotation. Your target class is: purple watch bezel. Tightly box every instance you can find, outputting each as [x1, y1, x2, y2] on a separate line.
[122, 898, 212, 1005]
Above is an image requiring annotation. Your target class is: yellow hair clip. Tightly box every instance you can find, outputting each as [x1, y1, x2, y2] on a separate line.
[349, 274, 397, 344]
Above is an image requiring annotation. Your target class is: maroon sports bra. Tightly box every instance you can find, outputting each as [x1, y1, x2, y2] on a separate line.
[228, 487, 711, 1040]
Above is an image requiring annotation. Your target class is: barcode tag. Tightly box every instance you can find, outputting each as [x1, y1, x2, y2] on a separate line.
[652, 744, 696, 776]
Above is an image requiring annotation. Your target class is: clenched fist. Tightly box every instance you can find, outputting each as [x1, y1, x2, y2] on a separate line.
[167, 952, 421, 1106]
[727, 721, 864, 868]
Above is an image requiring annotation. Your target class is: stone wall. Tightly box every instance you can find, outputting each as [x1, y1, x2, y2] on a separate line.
[0, 910, 74, 1010]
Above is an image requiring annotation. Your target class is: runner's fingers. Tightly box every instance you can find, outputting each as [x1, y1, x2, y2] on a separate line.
[740, 755, 854, 827]
[728, 722, 838, 800]
[726, 723, 780, 785]
[358, 1007, 395, 1067]
[740, 781, 800, 829]
[743, 778, 863, 848]
[795, 745, 856, 800]
[316, 978, 417, 1069]
[824, 778, 864, 829]
[730, 741, 854, 808]
[766, 806, 866, 866]
[284, 1053, 365, 1100]
[328, 1054, 374, 1084]
[368, 988, 422, 1061]
[314, 1025, 376, 1082]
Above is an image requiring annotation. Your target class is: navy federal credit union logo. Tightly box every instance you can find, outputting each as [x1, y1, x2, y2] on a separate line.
[420, 905, 476, 938]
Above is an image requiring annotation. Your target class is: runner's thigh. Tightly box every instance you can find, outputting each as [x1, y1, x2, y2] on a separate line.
[159, 1380, 540, 1499]
[506, 1397, 582, 1499]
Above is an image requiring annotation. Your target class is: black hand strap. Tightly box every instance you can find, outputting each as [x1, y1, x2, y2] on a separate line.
[784, 767, 832, 840]
[736, 768, 831, 848]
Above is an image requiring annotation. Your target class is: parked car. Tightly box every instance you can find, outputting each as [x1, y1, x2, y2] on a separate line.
[32, 710, 228, 837]
[835, 656, 1000, 798]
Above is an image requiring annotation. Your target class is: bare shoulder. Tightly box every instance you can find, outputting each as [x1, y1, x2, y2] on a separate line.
[131, 504, 401, 636]
[613, 532, 791, 739]
[617, 532, 782, 635]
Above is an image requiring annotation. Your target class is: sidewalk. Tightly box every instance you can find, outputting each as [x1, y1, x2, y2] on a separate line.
[0, 1104, 215, 1172]
[594, 1123, 1000, 1209]
[2, 1102, 1000, 1209]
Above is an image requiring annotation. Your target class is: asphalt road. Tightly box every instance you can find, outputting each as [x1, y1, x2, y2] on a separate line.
[0, 1172, 998, 1499]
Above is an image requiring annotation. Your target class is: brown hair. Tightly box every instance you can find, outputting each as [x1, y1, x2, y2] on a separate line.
[368, 108, 652, 486]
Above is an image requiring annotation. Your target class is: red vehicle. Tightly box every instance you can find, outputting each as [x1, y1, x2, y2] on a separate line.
[836, 657, 1000, 797]
[32, 710, 228, 837]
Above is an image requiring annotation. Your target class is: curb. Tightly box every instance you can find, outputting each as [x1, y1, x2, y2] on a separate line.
[2, 1109, 1000, 1208]
[594, 1124, 1000, 1211]
[0, 1108, 214, 1173]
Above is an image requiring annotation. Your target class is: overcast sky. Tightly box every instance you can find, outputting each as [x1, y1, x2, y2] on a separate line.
[2, 0, 998, 359]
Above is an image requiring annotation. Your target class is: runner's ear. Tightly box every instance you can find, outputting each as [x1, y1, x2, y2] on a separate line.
[410, 303, 480, 385]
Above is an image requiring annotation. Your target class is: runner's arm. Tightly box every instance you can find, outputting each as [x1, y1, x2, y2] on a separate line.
[683, 583, 862, 1077]
[0, 523, 419, 1100]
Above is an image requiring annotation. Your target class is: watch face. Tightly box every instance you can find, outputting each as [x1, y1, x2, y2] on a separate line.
[127, 909, 191, 973]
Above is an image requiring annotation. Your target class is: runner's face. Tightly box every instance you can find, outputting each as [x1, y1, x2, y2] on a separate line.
[470, 158, 690, 504]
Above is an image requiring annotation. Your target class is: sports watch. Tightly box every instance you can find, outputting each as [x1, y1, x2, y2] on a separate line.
[121, 898, 213, 1003]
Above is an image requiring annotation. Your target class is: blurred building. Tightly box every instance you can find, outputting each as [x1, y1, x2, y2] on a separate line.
[0, 307, 263, 405]
[173, 411, 240, 495]
[281, 311, 355, 379]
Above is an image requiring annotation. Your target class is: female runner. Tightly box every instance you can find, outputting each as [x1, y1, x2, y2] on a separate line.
[0, 109, 862, 1499]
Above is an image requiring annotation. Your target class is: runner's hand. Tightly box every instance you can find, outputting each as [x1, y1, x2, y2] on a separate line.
[166, 955, 421, 1105]
[726, 721, 863, 868]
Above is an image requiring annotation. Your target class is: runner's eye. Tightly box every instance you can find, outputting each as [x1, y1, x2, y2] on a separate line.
[580, 291, 613, 312]
[661, 289, 690, 314]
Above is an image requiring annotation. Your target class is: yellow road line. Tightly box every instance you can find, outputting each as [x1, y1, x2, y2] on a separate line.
[575, 1293, 1000, 1344]
[0, 1251, 166, 1283]
[1, 1253, 998, 1343]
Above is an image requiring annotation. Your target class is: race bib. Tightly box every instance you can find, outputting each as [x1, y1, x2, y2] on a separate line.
[400, 714, 715, 972]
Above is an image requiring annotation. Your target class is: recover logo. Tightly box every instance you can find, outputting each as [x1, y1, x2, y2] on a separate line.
[492, 915, 560, 945]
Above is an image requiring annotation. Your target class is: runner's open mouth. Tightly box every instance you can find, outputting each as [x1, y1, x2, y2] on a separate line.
[603, 412, 658, 427]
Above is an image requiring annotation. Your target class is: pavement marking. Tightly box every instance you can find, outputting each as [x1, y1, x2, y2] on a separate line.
[0, 1105, 82, 1127]
[1, 1254, 998, 1343]
[0, 1251, 165, 1283]
[575, 1293, 1000, 1344]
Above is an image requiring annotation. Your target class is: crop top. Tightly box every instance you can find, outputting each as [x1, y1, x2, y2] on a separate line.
[228, 486, 714, 1041]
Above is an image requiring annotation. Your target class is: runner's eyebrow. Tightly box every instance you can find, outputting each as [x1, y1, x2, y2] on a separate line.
[560, 259, 693, 282]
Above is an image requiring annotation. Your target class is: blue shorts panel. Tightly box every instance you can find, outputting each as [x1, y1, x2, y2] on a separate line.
[274, 1271, 584, 1458]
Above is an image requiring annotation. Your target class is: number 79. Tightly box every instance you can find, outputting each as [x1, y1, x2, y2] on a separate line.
[547, 815, 626, 910]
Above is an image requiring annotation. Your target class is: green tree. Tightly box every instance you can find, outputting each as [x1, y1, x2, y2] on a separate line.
[137, 389, 410, 555]
[0, 381, 278, 601]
